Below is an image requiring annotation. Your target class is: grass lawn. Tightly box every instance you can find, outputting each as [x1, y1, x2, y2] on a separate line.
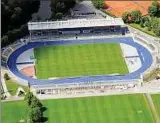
[2, 101, 28, 123]
[2, 94, 155, 123]
[152, 94, 160, 119]
[5, 80, 29, 96]
[34, 42, 128, 79]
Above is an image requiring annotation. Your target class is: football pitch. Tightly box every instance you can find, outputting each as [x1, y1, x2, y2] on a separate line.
[34, 42, 128, 79]
[2, 94, 155, 123]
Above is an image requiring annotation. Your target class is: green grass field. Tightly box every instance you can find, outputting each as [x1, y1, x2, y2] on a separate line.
[152, 94, 160, 118]
[34, 42, 128, 79]
[2, 101, 28, 123]
[5, 80, 29, 96]
[2, 94, 155, 123]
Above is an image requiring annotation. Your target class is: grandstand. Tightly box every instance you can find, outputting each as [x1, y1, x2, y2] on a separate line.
[1, 42, 25, 67]
[28, 18, 128, 40]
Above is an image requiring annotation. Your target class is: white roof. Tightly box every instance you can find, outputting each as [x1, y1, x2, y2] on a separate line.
[28, 18, 124, 30]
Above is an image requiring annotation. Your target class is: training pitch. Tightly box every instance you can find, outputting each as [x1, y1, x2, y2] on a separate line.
[34, 42, 128, 79]
[2, 94, 155, 123]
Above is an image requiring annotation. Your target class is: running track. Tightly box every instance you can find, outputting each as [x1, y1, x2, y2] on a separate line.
[7, 37, 153, 85]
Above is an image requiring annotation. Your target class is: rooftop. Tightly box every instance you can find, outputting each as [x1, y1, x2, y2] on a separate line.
[28, 18, 124, 30]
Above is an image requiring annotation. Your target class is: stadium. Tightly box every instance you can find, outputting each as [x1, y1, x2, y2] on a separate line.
[2, 18, 155, 96]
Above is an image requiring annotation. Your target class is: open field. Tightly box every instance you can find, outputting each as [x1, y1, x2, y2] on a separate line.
[152, 94, 160, 119]
[2, 94, 155, 123]
[34, 42, 128, 79]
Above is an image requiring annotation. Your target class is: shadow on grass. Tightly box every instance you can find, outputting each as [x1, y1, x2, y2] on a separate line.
[42, 106, 48, 122]
[43, 117, 48, 122]
[42, 107, 47, 112]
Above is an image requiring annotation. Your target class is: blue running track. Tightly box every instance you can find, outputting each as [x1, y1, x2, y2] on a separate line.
[7, 37, 153, 85]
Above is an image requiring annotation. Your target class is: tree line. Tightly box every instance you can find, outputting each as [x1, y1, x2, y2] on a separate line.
[1, 0, 40, 47]
[122, 1, 160, 36]
[2, 0, 84, 47]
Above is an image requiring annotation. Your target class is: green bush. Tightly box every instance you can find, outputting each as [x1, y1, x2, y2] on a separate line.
[122, 12, 131, 23]
[140, 21, 144, 28]
[130, 10, 142, 23]
[55, 12, 63, 19]
[92, 0, 105, 9]
[1, 94, 6, 100]
[4, 73, 10, 80]
[148, 26, 151, 31]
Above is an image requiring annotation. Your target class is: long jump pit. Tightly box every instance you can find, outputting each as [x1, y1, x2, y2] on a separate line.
[20, 66, 35, 77]
[105, 1, 153, 17]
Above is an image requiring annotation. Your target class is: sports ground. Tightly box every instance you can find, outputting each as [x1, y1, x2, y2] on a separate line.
[7, 37, 153, 85]
[34, 42, 128, 79]
[2, 94, 156, 123]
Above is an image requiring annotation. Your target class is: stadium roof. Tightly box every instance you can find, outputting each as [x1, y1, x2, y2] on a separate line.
[28, 18, 124, 30]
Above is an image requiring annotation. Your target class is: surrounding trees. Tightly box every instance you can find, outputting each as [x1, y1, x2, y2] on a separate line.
[25, 92, 45, 123]
[151, 17, 160, 36]
[122, 12, 131, 23]
[1, 0, 40, 47]
[122, 10, 142, 23]
[50, 0, 79, 19]
[56, 12, 63, 20]
[148, 1, 160, 17]
[122, 1, 160, 37]
[131, 10, 142, 23]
